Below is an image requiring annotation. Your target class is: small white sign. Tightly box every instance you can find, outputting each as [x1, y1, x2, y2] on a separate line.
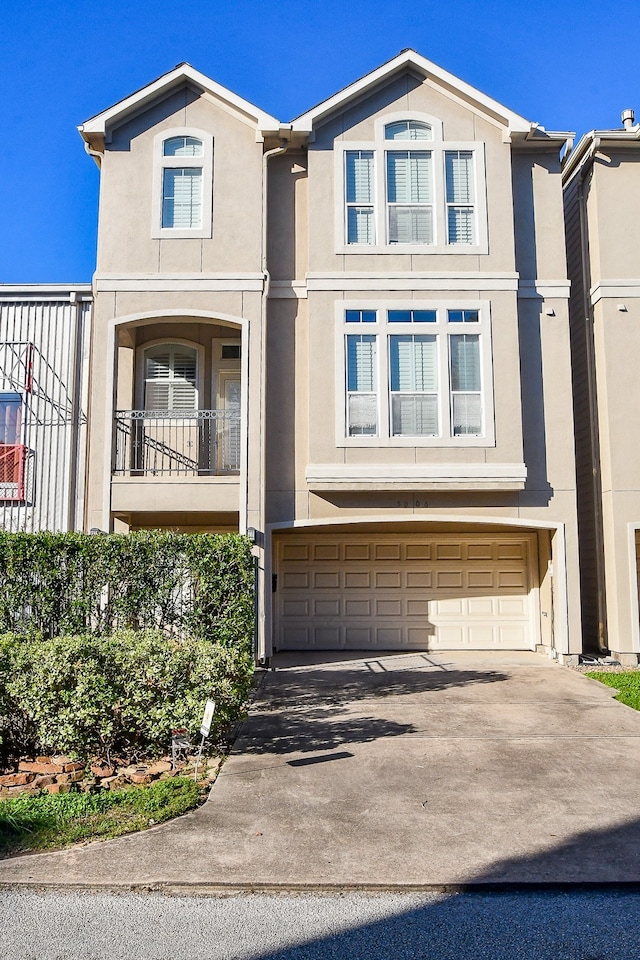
[200, 699, 216, 738]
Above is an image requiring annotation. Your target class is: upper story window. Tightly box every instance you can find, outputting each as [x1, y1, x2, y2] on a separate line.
[161, 137, 204, 229]
[337, 301, 494, 447]
[152, 129, 213, 239]
[337, 114, 487, 254]
[144, 344, 198, 411]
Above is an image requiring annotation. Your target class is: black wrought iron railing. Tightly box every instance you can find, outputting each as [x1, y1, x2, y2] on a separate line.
[113, 410, 241, 477]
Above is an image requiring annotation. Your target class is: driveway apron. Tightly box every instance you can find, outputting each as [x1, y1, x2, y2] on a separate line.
[2, 651, 640, 888]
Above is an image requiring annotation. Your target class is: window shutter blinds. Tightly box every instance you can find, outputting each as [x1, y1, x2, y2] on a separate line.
[347, 207, 375, 244]
[390, 336, 438, 436]
[385, 121, 432, 141]
[347, 335, 377, 435]
[387, 152, 433, 243]
[390, 336, 437, 391]
[450, 335, 480, 391]
[145, 346, 197, 410]
[346, 152, 374, 202]
[452, 394, 482, 435]
[446, 151, 474, 203]
[448, 207, 475, 244]
[446, 151, 475, 244]
[164, 136, 203, 157]
[346, 152, 375, 244]
[162, 168, 203, 229]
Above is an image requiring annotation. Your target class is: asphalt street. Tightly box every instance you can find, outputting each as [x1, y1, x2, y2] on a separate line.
[1, 889, 639, 959]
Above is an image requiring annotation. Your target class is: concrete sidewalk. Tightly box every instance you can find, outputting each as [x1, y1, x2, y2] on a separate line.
[2, 651, 640, 889]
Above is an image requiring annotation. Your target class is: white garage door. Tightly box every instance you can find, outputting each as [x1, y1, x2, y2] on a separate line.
[275, 533, 538, 651]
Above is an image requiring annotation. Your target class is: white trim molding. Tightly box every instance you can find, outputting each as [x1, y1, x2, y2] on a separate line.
[518, 280, 571, 299]
[94, 274, 265, 293]
[305, 462, 527, 490]
[590, 280, 640, 305]
[307, 272, 519, 292]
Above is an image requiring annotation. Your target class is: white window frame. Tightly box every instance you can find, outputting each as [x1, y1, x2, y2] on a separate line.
[135, 338, 205, 410]
[335, 300, 495, 447]
[334, 112, 487, 254]
[152, 128, 213, 239]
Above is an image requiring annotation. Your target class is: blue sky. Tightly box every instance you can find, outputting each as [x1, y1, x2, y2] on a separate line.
[1, 0, 639, 282]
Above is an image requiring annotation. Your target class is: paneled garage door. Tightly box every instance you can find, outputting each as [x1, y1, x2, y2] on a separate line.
[275, 533, 538, 651]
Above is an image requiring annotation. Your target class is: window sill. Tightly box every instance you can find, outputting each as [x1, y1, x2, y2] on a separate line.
[337, 242, 489, 256]
[305, 462, 527, 492]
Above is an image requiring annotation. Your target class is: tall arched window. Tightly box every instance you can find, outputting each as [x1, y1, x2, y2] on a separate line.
[161, 136, 204, 229]
[144, 344, 198, 410]
[152, 128, 213, 239]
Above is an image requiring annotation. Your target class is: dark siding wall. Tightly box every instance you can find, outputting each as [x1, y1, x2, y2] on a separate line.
[564, 170, 604, 650]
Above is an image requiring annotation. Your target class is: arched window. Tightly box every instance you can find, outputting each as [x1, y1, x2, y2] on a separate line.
[144, 344, 198, 410]
[384, 120, 433, 141]
[161, 137, 204, 229]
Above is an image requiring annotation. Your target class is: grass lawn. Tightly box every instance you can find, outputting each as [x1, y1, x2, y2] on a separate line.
[585, 671, 640, 711]
[0, 776, 202, 857]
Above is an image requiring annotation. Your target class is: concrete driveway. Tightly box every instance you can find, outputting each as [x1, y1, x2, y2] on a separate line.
[2, 651, 640, 889]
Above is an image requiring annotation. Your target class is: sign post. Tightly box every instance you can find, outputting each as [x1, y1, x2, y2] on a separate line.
[194, 699, 215, 782]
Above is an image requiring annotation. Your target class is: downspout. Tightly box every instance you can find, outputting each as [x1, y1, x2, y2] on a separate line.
[256, 136, 290, 664]
[576, 139, 608, 653]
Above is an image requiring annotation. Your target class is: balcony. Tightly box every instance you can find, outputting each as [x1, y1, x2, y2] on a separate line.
[114, 410, 241, 477]
[111, 410, 242, 516]
[0, 443, 27, 501]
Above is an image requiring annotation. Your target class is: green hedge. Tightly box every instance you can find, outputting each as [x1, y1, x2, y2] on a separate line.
[0, 630, 254, 764]
[0, 530, 253, 644]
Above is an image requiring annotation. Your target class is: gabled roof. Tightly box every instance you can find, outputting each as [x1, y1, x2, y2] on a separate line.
[291, 49, 566, 143]
[79, 63, 281, 142]
[562, 123, 640, 184]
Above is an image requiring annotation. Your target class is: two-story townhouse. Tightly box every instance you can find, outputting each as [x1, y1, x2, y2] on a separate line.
[563, 113, 640, 665]
[78, 50, 582, 662]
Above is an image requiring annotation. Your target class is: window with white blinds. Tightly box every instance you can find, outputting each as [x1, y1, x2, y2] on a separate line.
[346, 334, 377, 435]
[345, 151, 375, 244]
[144, 344, 198, 411]
[154, 129, 212, 238]
[340, 304, 488, 442]
[387, 152, 433, 244]
[340, 118, 484, 250]
[390, 335, 438, 436]
[162, 168, 203, 229]
[450, 334, 481, 435]
[445, 151, 475, 245]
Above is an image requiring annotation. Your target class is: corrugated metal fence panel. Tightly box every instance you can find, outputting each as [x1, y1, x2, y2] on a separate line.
[0, 298, 91, 532]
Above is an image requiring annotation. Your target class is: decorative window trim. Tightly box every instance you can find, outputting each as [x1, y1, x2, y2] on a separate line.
[334, 113, 488, 255]
[152, 128, 213, 239]
[334, 299, 495, 448]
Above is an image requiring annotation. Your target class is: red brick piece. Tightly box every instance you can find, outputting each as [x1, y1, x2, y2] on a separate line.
[67, 770, 85, 783]
[18, 761, 64, 775]
[0, 772, 35, 787]
[33, 775, 56, 788]
[62, 761, 85, 773]
[45, 782, 71, 794]
[90, 763, 115, 779]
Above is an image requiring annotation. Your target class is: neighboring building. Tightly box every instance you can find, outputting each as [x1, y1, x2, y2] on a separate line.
[563, 113, 640, 665]
[76, 50, 582, 662]
[0, 285, 91, 533]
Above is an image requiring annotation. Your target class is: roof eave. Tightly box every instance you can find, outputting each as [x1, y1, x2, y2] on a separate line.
[78, 63, 281, 141]
[562, 126, 640, 182]
[291, 49, 533, 135]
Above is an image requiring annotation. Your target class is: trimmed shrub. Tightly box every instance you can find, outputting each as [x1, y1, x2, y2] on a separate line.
[0, 531, 254, 646]
[0, 630, 254, 765]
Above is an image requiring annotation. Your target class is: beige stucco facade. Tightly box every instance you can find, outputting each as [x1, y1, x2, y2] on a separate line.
[564, 128, 640, 663]
[78, 52, 582, 661]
